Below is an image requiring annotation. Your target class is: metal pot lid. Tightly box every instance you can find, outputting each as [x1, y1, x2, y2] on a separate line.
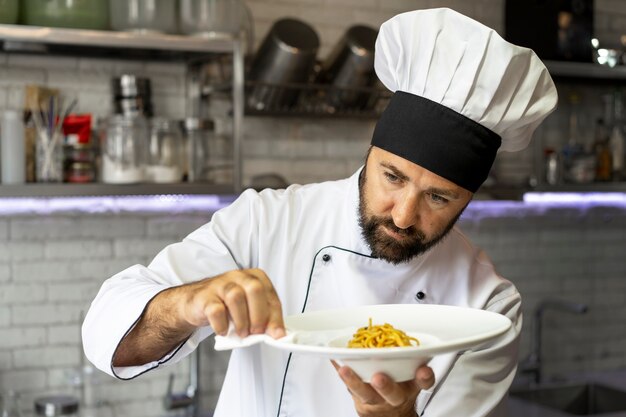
[35, 395, 79, 417]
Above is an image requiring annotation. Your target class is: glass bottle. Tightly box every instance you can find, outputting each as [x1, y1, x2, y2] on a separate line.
[562, 93, 585, 182]
[182, 118, 216, 183]
[593, 118, 612, 182]
[609, 90, 625, 181]
[1, 390, 21, 417]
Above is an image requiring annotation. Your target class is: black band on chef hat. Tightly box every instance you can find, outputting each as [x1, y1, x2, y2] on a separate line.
[371, 91, 502, 193]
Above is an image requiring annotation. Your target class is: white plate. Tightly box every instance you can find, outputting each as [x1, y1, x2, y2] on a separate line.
[262, 304, 512, 382]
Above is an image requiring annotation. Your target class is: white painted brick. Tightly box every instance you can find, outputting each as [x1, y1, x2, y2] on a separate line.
[324, 137, 370, 159]
[113, 239, 174, 258]
[78, 57, 116, 73]
[0, 306, 10, 326]
[112, 61, 146, 75]
[98, 379, 153, 402]
[0, 350, 12, 369]
[0, 284, 46, 305]
[76, 90, 113, 119]
[47, 324, 82, 346]
[78, 217, 145, 238]
[288, 158, 349, 183]
[0, 67, 46, 86]
[47, 282, 102, 303]
[8, 55, 77, 71]
[0, 242, 44, 262]
[13, 261, 72, 282]
[110, 399, 166, 417]
[14, 346, 81, 368]
[0, 327, 46, 349]
[0, 369, 47, 391]
[70, 259, 141, 280]
[146, 217, 210, 239]
[271, 137, 327, 159]
[45, 240, 112, 260]
[241, 137, 272, 157]
[150, 73, 184, 97]
[0, 264, 11, 283]
[11, 218, 82, 240]
[0, 86, 8, 108]
[12, 304, 81, 326]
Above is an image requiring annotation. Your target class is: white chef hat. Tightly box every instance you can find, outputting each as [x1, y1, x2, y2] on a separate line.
[371, 8, 558, 192]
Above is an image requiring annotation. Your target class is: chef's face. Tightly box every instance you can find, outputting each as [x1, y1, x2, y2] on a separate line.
[359, 146, 473, 264]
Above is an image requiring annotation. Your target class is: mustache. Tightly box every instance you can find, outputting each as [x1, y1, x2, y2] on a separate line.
[374, 216, 424, 240]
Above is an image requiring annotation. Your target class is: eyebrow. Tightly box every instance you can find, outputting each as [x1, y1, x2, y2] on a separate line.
[380, 161, 461, 199]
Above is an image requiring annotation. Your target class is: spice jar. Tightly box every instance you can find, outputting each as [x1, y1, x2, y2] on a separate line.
[65, 162, 95, 183]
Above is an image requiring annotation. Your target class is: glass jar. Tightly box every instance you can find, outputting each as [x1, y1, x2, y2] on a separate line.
[1, 390, 21, 417]
[146, 118, 184, 183]
[22, 0, 109, 30]
[100, 115, 148, 184]
[0, 0, 19, 24]
[179, 0, 252, 37]
[181, 118, 215, 182]
[110, 0, 177, 34]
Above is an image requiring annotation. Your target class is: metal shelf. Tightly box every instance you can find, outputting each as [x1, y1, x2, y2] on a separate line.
[0, 183, 237, 198]
[532, 182, 626, 193]
[0, 24, 236, 59]
[544, 60, 626, 83]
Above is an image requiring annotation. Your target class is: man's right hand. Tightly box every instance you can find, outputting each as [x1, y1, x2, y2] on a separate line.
[182, 268, 286, 339]
[113, 268, 285, 367]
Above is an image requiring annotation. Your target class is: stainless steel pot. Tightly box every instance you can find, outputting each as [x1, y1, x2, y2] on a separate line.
[316, 25, 378, 110]
[247, 18, 320, 111]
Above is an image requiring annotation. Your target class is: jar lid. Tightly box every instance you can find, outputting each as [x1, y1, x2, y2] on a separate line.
[35, 396, 79, 417]
[69, 162, 94, 169]
[180, 117, 214, 132]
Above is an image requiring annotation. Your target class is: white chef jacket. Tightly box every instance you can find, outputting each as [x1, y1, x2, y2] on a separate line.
[83, 167, 522, 417]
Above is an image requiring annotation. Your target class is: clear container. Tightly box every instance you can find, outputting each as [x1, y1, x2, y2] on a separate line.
[179, 0, 252, 43]
[1, 390, 21, 417]
[0, 0, 19, 24]
[182, 118, 215, 182]
[22, 0, 109, 30]
[110, 0, 178, 34]
[146, 118, 184, 183]
[100, 115, 148, 184]
[34, 396, 78, 417]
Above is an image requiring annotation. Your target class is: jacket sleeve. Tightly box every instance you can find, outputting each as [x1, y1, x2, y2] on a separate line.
[418, 285, 522, 417]
[81, 189, 262, 380]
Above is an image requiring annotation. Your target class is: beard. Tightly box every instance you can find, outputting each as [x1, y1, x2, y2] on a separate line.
[358, 170, 466, 265]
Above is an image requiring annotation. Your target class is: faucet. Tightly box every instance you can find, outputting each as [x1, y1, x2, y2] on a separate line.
[163, 346, 201, 417]
[520, 298, 588, 385]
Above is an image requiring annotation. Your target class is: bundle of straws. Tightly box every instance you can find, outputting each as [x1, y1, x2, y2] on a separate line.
[30, 96, 77, 182]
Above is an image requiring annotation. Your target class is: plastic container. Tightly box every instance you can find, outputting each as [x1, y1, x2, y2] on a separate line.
[0, 0, 19, 24]
[1, 110, 26, 184]
[100, 115, 148, 184]
[22, 0, 109, 30]
[110, 0, 177, 34]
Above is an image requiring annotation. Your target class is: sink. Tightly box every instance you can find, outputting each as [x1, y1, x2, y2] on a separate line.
[511, 383, 626, 415]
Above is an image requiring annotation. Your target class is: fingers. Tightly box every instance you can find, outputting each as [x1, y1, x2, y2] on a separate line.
[336, 364, 383, 406]
[197, 268, 284, 338]
[415, 365, 435, 390]
[370, 373, 407, 407]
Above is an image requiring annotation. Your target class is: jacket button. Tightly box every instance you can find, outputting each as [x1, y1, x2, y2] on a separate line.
[415, 291, 425, 300]
[322, 254, 331, 262]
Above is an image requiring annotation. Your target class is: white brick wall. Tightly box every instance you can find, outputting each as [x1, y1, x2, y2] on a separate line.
[0, 204, 624, 417]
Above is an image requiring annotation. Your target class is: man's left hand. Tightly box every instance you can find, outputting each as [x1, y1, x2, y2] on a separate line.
[332, 361, 435, 417]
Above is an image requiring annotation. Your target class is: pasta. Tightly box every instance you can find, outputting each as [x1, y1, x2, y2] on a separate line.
[347, 318, 420, 348]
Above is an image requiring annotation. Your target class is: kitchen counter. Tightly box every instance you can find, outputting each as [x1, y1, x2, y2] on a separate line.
[507, 369, 626, 417]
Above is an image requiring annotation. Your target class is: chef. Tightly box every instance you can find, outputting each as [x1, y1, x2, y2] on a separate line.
[83, 8, 558, 417]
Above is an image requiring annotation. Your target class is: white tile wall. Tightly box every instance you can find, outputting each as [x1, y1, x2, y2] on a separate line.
[1, 0, 626, 416]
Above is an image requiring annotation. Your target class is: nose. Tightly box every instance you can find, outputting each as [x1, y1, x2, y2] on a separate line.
[391, 194, 419, 230]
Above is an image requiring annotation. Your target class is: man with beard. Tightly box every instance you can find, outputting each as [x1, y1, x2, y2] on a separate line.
[83, 8, 558, 417]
